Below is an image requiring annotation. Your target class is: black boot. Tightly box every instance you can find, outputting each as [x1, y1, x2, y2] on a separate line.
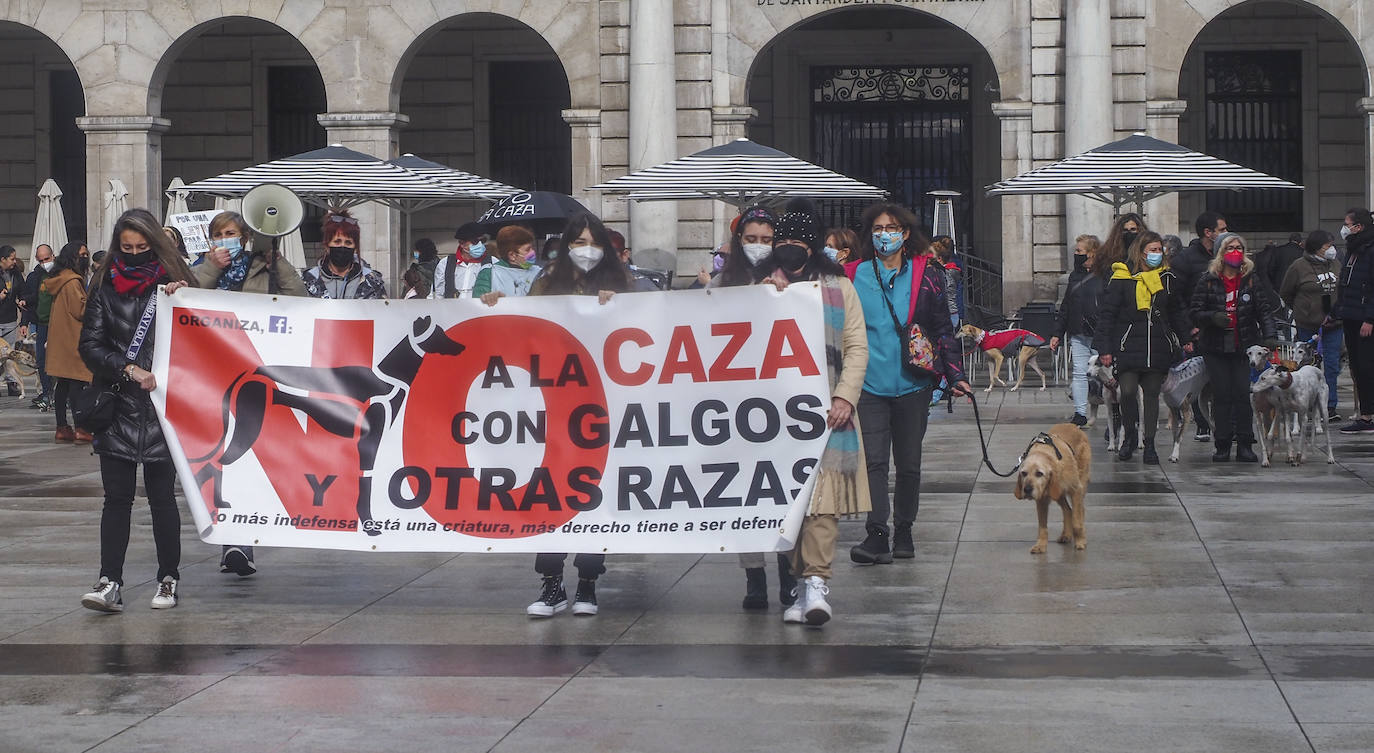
[849, 526, 893, 565]
[742, 568, 768, 610]
[1142, 437, 1159, 465]
[892, 523, 915, 559]
[1212, 441, 1232, 462]
[1117, 427, 1137, 461]
[777, 553, 797, 606]
[1235, 443, 1258, 463]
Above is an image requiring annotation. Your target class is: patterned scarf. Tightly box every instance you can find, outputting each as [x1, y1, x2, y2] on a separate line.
[217, 251, 252, 291]
[109, 256, 166, 296]
[814, 275, 864, 515]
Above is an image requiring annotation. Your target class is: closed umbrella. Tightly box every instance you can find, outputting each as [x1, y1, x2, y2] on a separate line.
[476, 191, 592, 236]
[213, 195, 242, 214]
[164, 177, 190, 223]
[100, 179, 129, 248]
[31, 179, 68, 261]
[985, 132, 1302, 215]
[590, 138, 887, 208]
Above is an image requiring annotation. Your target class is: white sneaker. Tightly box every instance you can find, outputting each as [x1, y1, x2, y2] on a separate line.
[782, 585, 805, 624]
[803, 576, 831, 627]
[81, 577, 123, 613]
[526, 576, 568, 618]
[150, 576, 178, 609]
[571, 579, 598, 616]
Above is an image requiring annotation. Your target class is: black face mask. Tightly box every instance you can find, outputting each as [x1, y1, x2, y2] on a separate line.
[327, 245, 355, 268]
[774, 243, 810, 276]
[1073, 254, 1088, 272]
[1121, 231, 1139, 251]
[78, 256, 90, 275]
[119, 250, 152, 266]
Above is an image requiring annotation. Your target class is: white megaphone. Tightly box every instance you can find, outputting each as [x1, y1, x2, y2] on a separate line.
[241, 183, 304, 237]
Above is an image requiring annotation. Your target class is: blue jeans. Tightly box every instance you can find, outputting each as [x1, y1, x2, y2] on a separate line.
[1296, 326, 1343, 412]
[1069, 334, 1096, 417]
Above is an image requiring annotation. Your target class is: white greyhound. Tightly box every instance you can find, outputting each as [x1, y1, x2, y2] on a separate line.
[1251, 365, 1334, 467]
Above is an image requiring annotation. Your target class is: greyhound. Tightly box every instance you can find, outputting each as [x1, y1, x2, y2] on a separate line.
[1160, 356, 1212, 463]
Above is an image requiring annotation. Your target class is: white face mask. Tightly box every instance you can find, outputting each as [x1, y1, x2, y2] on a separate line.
[741, 243, 772, 266]
[569, 244, 603, 272]
[40, 261, 54, 273]
[1324, 245, 1339, 261]
[1340, 226, 1352, 240]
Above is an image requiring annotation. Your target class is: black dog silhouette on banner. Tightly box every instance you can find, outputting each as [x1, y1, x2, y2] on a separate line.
[190, 316, 465, 534]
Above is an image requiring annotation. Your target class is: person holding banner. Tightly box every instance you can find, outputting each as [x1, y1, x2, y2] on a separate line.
[78, 208, 196, 612]
[302, 209, 387, 300]
[764, 199, 871, 627]
[472, 225, 540, 299]
[431, 222, 490, 299]
[483, 212, 632, 617]
[847, 203, 970, 566]
[193, 210, 309, 576]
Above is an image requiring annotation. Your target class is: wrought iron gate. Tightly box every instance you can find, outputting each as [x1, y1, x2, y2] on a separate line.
[811, 66, 974, 240]
[1203, 51, 1302, 232]
[490, 61, 572, 194]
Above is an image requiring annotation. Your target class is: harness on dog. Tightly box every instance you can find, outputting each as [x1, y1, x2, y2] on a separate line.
[967, 395, 1065, 478]
[1021, 432, 1063, 464]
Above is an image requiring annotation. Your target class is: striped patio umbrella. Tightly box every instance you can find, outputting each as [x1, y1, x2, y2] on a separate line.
[985, 132, 1302, 214]
[385, 154, 520, 203]
[590, 138, 887, 208]
[182, 144, 458, 211]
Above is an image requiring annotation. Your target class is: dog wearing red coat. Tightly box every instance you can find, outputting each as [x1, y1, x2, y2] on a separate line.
[958, 323, 1049, 394]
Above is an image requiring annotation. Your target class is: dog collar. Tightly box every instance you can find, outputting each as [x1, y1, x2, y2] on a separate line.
[1016, 431, 1063, 467]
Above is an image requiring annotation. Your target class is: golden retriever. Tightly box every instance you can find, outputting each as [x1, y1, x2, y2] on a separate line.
[1011, 423, 1091, 554]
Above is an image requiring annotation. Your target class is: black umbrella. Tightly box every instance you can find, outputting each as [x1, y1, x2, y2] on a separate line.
[475, 191, 592, 235]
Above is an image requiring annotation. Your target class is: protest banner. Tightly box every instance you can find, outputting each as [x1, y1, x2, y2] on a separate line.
[167, 211, 220, 256]
[150, 284, 833, 553]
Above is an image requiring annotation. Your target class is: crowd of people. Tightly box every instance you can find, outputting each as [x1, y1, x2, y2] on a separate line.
[1051, 207, 1374, 465]
[29, 197, 971, 629]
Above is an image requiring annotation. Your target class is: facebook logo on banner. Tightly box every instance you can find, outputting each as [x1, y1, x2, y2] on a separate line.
[269, 316, 290, 334]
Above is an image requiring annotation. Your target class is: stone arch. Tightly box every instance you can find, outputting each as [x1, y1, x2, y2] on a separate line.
[1153, 0, 1371, 99]
[385, 2, 598, 111]
[730, 1, 1025, 107]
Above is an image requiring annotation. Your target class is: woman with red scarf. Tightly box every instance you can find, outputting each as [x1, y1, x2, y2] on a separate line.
[78, 209, 196, 613]
[1190, 232, 1278, 463]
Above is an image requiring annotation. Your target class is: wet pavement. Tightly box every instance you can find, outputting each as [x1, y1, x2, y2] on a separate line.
[2, 383, 1373, 752]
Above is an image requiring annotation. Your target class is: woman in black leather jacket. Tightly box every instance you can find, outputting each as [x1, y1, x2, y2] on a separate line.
[78, 208, 196, 613]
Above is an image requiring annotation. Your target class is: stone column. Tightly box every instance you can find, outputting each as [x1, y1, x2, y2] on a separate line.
[1063, 0, 1114, 237]
[993, 100, 1034, 312]
[628, 0, 678, 273]
[1360, 98, 1374, 210]
[563, 108, 603, 217]
[1146, 100, 1188, 236]
[317, 112, 409, 294]
[76, 116, 171, 247]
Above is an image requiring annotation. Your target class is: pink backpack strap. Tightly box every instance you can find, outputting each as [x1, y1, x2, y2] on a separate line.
[907, 256, 928, 323]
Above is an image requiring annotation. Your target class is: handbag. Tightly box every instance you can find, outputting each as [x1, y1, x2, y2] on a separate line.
[874, 257, 941, 380]
[72, 293, 157, 434]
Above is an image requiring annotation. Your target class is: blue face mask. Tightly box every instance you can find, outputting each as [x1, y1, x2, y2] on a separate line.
[873, 232, 904, 256]
[468, 241, 486, 259]
[822, 246, 840, 261]
[218, 236, 242, 257]
[1145, 251, 1163, 269]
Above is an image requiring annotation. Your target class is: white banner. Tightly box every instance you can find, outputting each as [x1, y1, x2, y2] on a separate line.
[150, 285, 833, 553]
[167, 210, 220, 256]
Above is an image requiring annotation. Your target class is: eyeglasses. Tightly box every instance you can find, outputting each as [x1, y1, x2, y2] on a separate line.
[872, 225, 904, 234]
[328, 215, 359, 226]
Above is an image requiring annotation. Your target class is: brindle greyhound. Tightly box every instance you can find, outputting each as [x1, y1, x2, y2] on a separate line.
[190, 316, 465, 534]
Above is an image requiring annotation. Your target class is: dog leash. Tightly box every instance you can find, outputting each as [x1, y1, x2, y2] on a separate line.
[967, 393, 1024, 478]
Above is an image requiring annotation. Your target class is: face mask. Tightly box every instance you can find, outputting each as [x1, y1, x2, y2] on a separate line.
[525, 247, 538, 263]
[712, 253, 726, 273]
[411, 251, 420, 261]
[1145, 252, 1163, 269]
[467, 241, 486, 260]
[873, 232, 903, 256]
[1121, 231, 1139, 250]
[120, 250, 152, 265]
[1072, 254, 1087, 272]
[1340, 226, 1352, 240]
[1324, 246, 1339, 261]
[774, 243, 810, 274]
[823, 246, 840, 261]
[40, 261, 54, 273]
[1223, 250, 1244, 268]
[219, 236, 243, 257]
[741, 243, 772, 266]
[327, 245, 355, 268]
[569, 244, 603, 272]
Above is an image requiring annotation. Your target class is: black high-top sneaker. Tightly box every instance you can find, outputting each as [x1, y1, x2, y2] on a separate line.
[742, 568, 767, 610]
[571, 578, 598, 616]
[892, 523, 915, 559]
[526, 575, 568, 618]
[849, 526, 892, 565]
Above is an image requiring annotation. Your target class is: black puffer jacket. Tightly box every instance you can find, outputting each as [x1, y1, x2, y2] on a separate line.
[79, 277, 170, 463]
[1092, 267, 1191, 371]
[1334, 226, 1374, 324]
[1190, 271, 1277, 355]
[1054, 266, 1105, 339]
[1172, 238, 1214, 312]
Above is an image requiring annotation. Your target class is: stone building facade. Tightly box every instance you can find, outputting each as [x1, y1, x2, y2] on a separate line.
[0, 0, 1371, 312]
